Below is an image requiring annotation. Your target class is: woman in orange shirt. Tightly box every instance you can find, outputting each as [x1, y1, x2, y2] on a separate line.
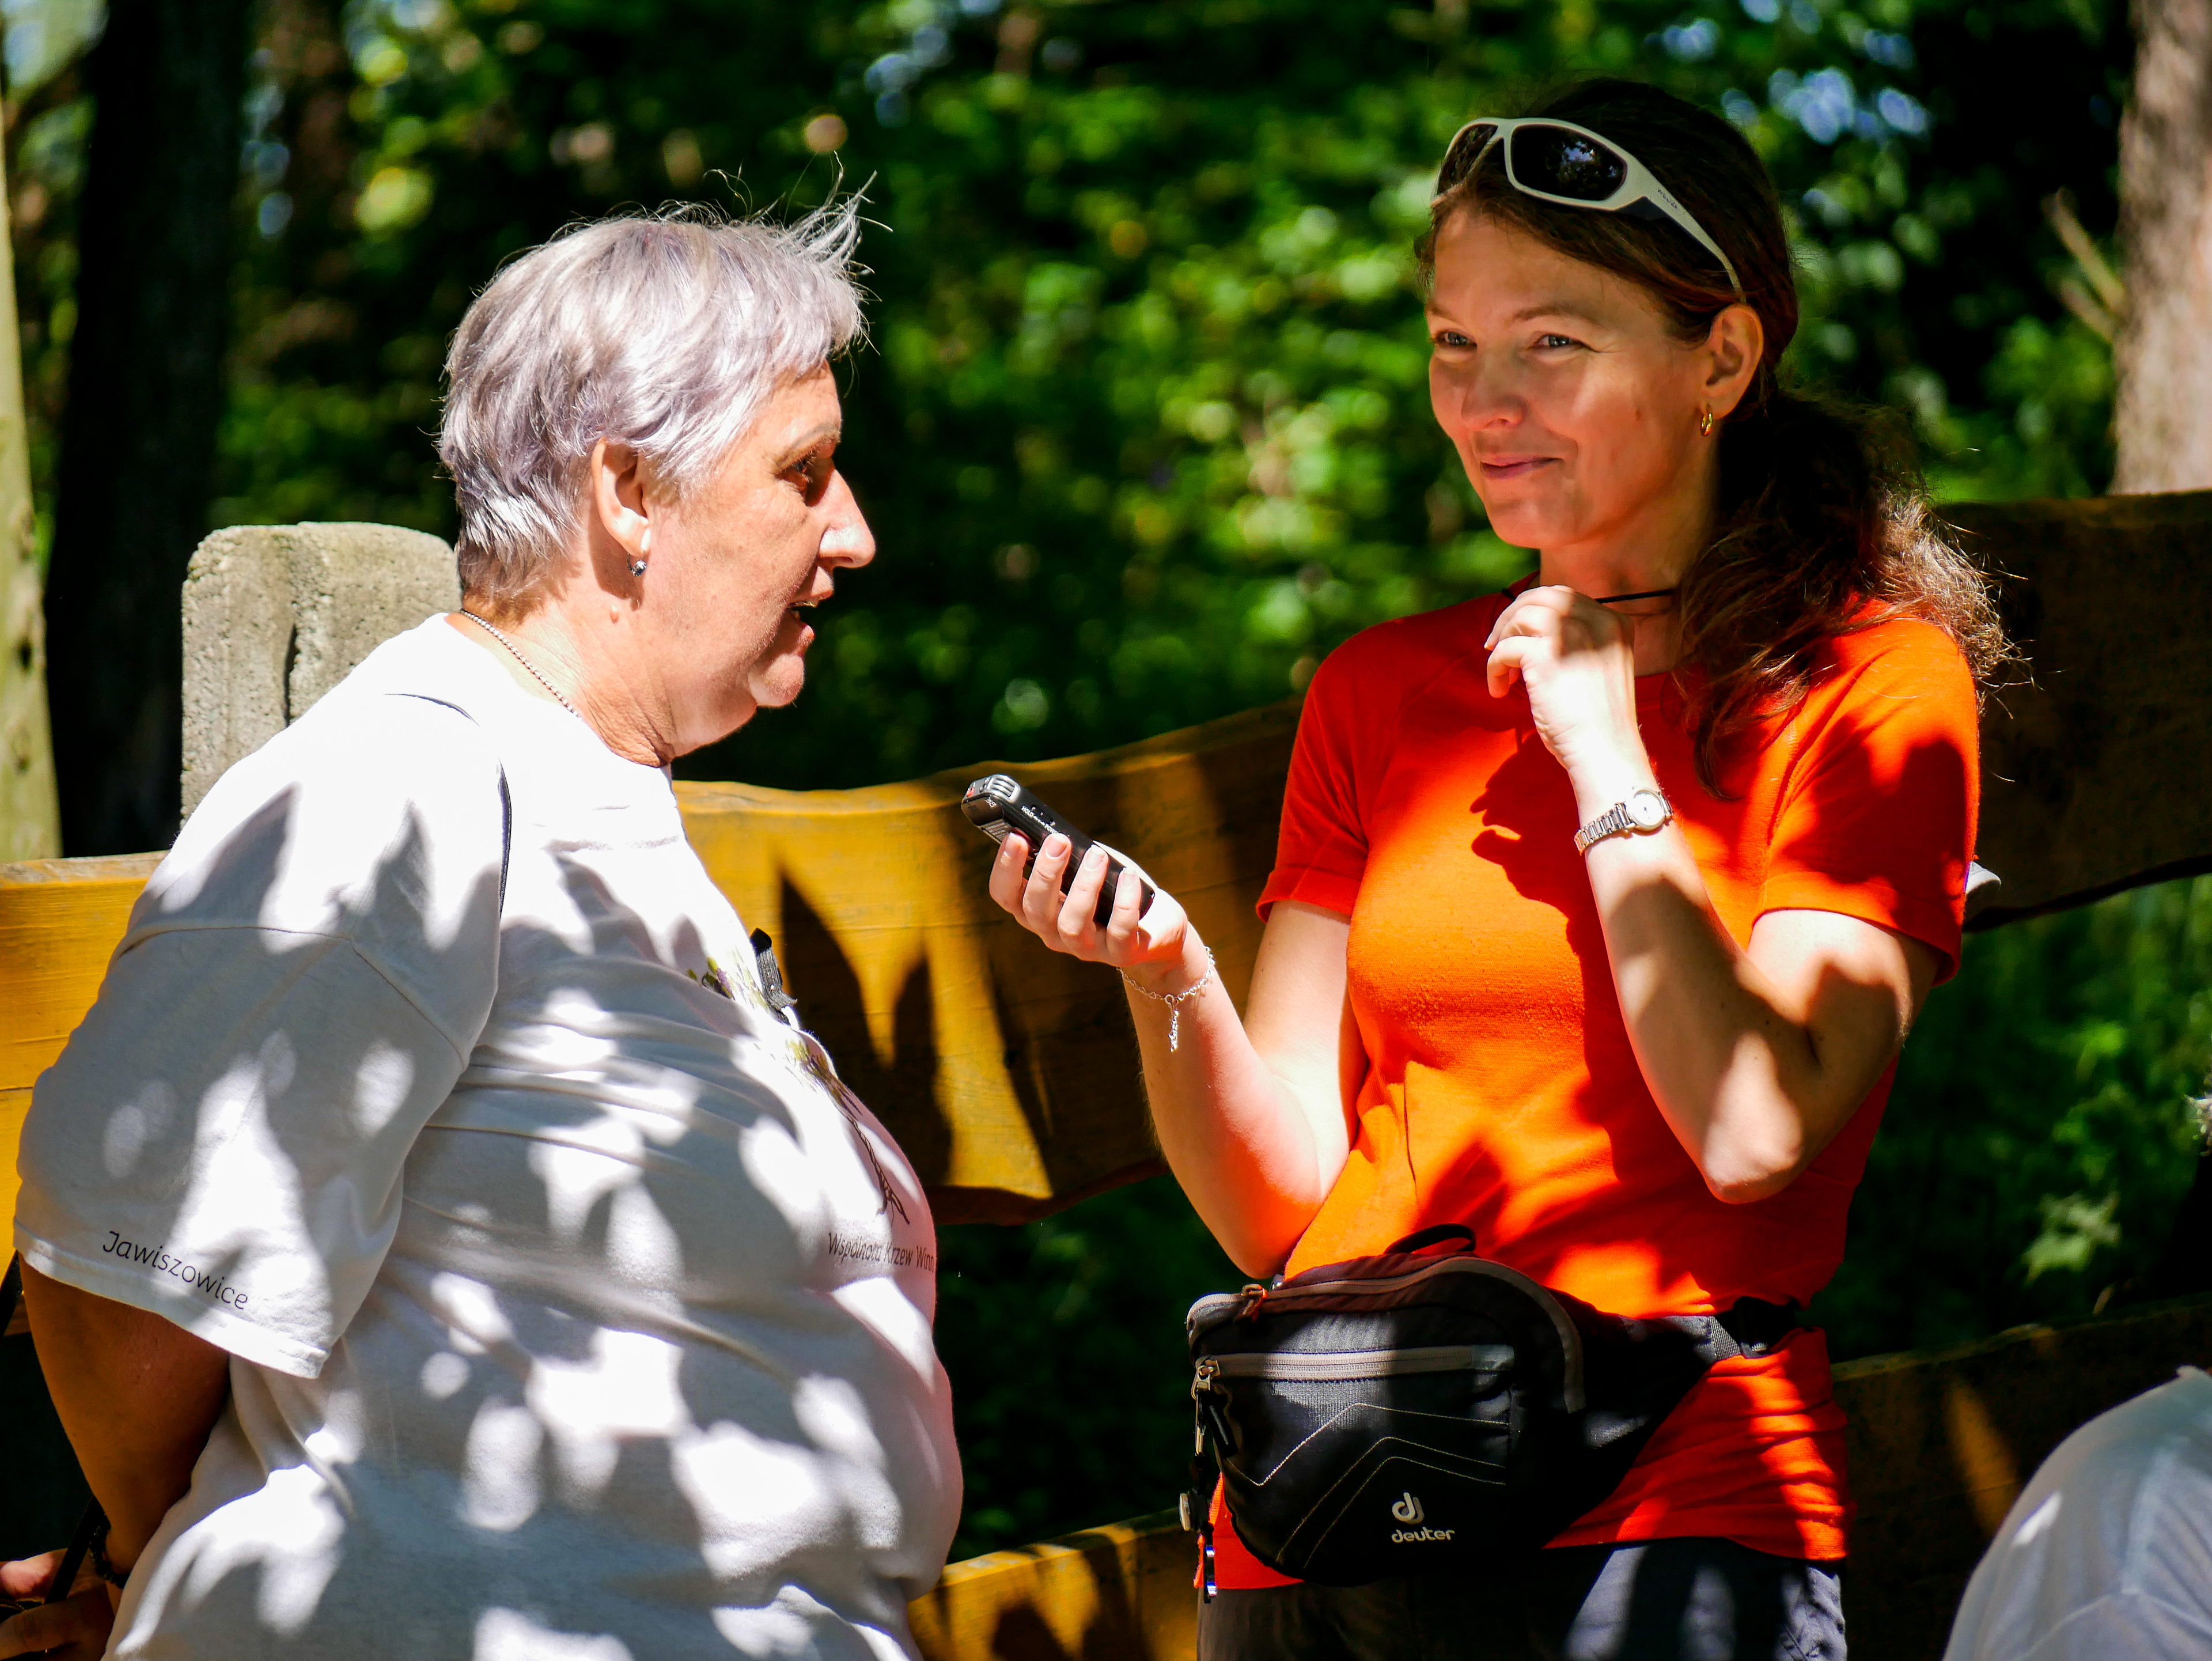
[992, 79, 2000, 1660]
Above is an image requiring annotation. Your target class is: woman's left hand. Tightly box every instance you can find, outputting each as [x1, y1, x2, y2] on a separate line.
[1483, 585, 1645, 784]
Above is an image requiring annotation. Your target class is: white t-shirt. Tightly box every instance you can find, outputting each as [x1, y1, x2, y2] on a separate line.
[1943, 1365, 2212, 1661]
[14, 618, 961, 1660]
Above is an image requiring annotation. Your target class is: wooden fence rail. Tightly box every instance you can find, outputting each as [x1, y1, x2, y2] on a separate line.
[11, 495, 2212, 1228]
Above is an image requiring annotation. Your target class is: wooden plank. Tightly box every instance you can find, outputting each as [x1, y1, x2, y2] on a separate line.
[908, 1510, 1195, 1661]
[1947, 491, 2212, 925]
[0, 853, 161, 1233]
[0, 702, 1296, 1232]
[899, 1293, 2212, 1661]
[1, 1085, 26, 1264]
[10, 492, 2212, 1223]
[0, 853, 162, 1088]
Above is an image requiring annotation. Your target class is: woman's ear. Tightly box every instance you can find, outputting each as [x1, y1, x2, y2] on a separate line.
[589, 439, 653, 576]
[1703, 303, 1766, 419]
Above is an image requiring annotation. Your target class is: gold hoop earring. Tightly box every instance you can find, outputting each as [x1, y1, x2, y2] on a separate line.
[1698, 410, 1715, 437]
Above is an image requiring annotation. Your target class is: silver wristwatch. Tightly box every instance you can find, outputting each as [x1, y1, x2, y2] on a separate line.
[1574, 788, 1673, 855]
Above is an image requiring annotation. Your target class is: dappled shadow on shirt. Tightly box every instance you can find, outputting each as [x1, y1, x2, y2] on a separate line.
[770, 852, 1170, 1227]
[775, 875, 950, 1200]
[24, 779, 951, 1659]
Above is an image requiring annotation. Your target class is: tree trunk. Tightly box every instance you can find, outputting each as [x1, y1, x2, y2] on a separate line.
[2115, 0, 2212, 490]
[42, 0, 249, 855]
[0, 133, 59, 861]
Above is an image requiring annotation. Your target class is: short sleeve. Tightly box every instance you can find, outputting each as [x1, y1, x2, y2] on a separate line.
[12, 693, 505, 1378]
[1259, 641, 1385, 920]
[1760, 622, 1979, 981]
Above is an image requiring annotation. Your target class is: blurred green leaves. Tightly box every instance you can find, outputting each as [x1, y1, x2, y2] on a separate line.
[2, 0, 2131, 788]
[933, 1175, 1236, 1557]
[1817, 876, 2212, 1359]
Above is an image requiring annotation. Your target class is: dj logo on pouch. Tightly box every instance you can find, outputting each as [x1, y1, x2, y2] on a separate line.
[1389, 1490, 1455, 1545]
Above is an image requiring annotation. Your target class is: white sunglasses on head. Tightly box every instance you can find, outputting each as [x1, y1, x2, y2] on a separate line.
[1436, 116, 1744, 297]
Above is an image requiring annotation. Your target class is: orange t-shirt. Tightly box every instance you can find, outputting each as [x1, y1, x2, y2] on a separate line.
[1210, 590, 1978, 1587]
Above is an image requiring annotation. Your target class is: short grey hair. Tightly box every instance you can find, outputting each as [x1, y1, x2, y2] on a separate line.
[438, 200, 866, 604]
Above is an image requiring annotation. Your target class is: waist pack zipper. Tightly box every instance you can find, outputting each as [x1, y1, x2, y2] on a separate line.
[1196, 1344, 1514, 1384]
[1189, 1257, 1588, 1411]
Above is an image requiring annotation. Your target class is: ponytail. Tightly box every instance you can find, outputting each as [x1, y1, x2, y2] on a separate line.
[1677, 388, 2006, 794]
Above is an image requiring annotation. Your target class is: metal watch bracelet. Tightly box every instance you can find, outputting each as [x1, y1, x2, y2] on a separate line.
[1573, 787, 1673, 856]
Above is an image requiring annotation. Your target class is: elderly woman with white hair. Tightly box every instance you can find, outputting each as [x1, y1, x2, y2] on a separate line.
[3, 205, 958, 1661]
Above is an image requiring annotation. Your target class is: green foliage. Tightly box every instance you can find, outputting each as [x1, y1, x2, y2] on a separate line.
[933, 1176, 1235, 1557]
[1817, 877, 2212, 1358]
[8, 0, 2131, 784]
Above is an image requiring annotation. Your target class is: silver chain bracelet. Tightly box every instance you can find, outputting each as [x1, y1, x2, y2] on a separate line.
[1122, 945, 1217, 1051]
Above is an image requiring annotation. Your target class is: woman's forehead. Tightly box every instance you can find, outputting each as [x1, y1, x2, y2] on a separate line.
[1427, 213, 1669, 330]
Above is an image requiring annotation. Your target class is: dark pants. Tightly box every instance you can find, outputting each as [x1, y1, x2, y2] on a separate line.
[1196, 1538, 1845, 1661]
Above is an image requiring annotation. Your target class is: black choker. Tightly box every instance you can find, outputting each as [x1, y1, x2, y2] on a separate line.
[1594, 588, 1678, 606]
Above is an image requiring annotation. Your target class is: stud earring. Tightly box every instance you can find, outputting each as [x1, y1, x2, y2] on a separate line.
[1698, 409, 1715, 437]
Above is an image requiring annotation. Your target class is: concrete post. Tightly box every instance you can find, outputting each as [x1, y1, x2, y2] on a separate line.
[180, 523, 459, 816]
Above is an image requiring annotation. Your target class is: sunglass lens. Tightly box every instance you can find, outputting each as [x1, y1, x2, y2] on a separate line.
[1438, 122, 1498, 191]
[1510, 124, 1628, 201]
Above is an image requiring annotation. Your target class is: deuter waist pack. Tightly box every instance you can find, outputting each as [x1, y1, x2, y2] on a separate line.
[1184, 1226, 1801, 1589]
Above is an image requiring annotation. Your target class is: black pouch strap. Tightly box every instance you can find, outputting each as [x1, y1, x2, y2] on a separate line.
[1692, 1297, 1802, 1362]
[1385, 1223, 1479, 1256]
[41, 1501, 100, 1607]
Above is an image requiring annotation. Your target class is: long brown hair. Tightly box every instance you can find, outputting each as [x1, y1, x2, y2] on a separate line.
[1421, 79, 2008, 793]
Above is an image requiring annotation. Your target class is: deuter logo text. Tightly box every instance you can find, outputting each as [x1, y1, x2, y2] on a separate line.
[1388, 1490, 1455, 1544]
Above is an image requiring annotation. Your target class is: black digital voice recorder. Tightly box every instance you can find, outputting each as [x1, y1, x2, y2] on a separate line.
[961, 774, 1157, 928]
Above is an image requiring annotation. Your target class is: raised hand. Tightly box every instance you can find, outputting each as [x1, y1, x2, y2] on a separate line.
[1482, 584, 1648, 786]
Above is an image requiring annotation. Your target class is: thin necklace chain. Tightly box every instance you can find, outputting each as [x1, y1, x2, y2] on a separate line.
[459, 610, 578, 716]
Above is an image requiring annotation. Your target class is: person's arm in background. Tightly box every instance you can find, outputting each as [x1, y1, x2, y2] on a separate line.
[994, 831, 1357, 1276]
[0, 1266, 228, 1659]
[988, 633, 1389, 1276]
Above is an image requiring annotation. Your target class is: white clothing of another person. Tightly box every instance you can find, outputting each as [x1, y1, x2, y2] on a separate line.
[13, 619, 960, 1659]
[1941, 1365, 2212, 1661]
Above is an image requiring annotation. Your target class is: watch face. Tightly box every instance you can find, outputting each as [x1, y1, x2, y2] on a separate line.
[1627, 790, 1668, 830]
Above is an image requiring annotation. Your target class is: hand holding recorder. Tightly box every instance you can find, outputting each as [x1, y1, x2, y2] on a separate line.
[963, 774, 1192, 982]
